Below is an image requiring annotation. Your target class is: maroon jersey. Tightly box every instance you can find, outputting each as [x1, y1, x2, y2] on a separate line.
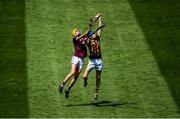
[73, 36, 87, 58]
[87, 36, 102, 59]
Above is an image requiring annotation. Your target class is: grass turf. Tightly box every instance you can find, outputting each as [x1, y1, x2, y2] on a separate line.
[0, 0, 28, 117]
[0, 0, 180, 117]
[128, 0, 180, 111]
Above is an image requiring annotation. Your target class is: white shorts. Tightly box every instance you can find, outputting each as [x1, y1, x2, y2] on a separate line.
[71, 56, 84, 70]
[87, 58, 103, 71]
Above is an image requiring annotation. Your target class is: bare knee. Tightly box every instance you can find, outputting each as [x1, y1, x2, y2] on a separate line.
[70, 70, 75, 76]
[70, 64, 78, 76]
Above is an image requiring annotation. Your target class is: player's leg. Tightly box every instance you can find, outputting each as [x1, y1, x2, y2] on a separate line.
[94, 70, 101, 99]
[94, 58, 103, 99]
[66, 66, 79, 92]
[65, 67, 82, 99]
[59, 63, 77, 93]
[64, 66, 79, 99]
[83, 68, 92, 87]
[63, 64, 78, 84]
[83, 59, 95, 87]
[59, 56, 79, 94]
[65, 57, 84, 99]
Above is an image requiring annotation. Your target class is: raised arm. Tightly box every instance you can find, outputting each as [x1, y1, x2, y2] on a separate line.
[75, 19, 93, 41]
[75, 33, 87, 41]
[97, 14, 102, 37]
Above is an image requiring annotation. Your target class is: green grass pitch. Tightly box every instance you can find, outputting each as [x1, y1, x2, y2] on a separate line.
[0, 0, 180, 117]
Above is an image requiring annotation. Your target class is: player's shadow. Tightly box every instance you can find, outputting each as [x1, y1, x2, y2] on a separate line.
[65, 100, 136, 107]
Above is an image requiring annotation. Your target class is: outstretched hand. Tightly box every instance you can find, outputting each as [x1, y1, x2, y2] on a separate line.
[95, 13, 102, 18]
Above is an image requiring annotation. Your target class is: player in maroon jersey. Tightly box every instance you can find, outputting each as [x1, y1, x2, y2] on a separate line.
[59, 29, 87, 99]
